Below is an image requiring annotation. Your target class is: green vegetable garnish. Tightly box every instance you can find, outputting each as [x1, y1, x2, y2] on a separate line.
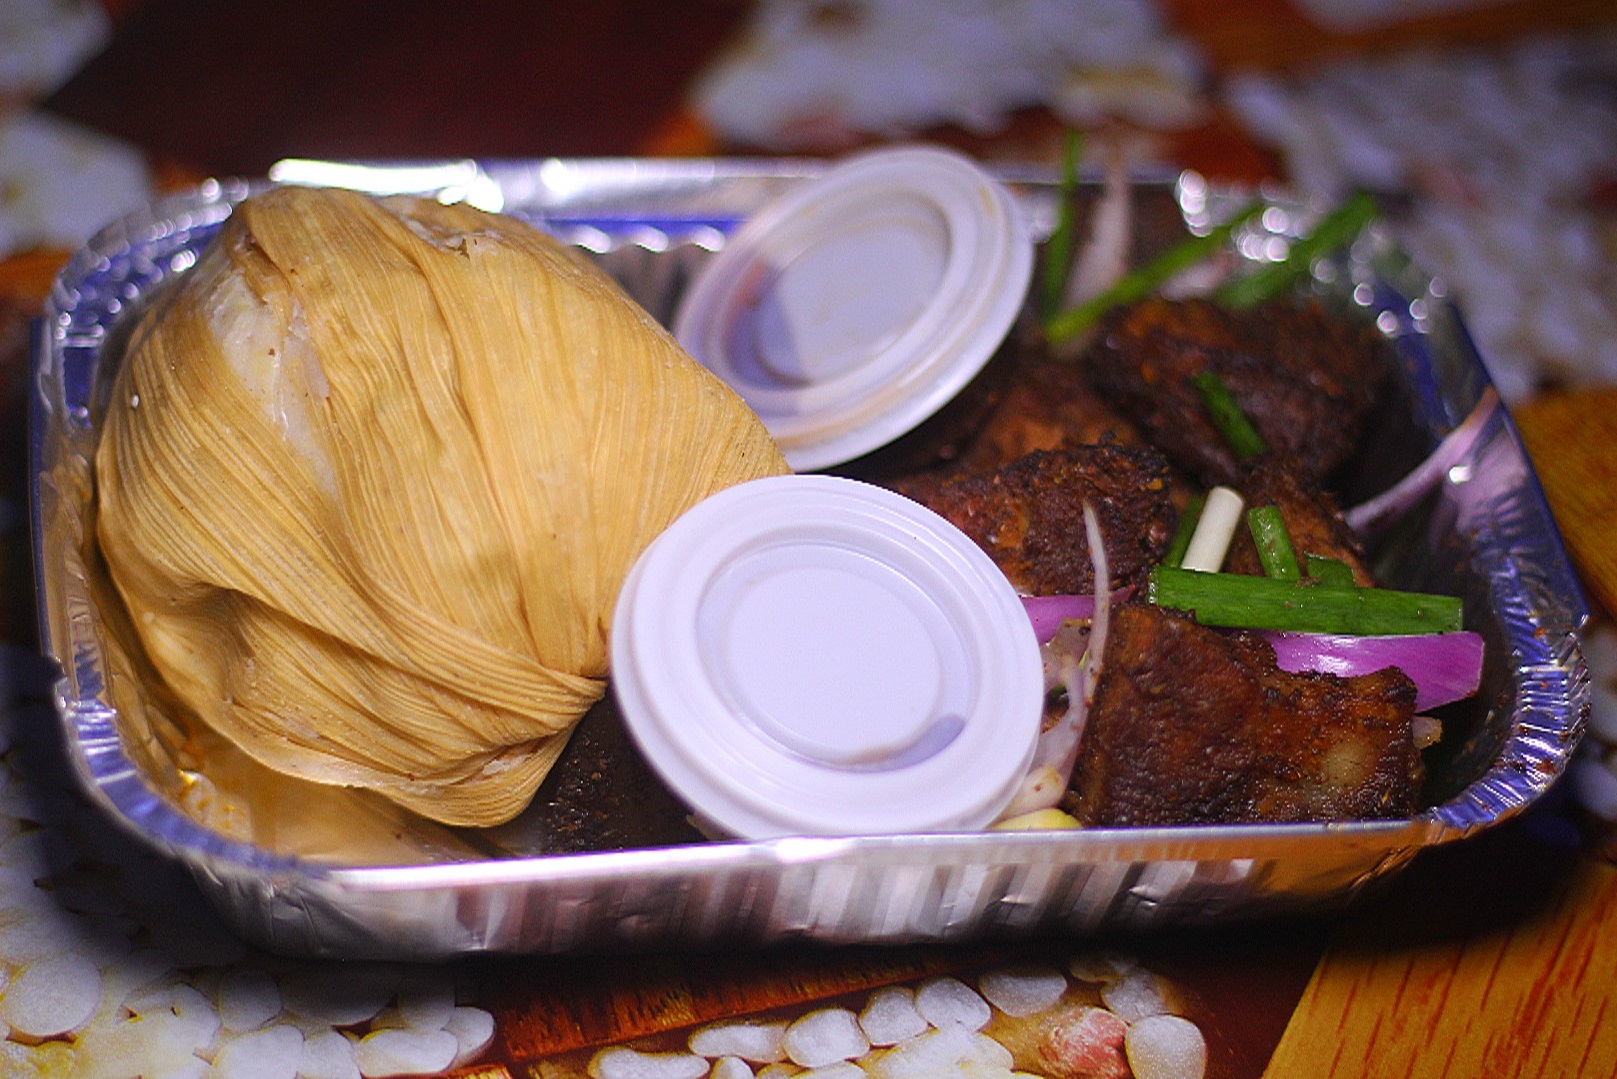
[1304, 554, 1356, 588]
[1044, 200, 1265, 344]
[1148, 566, 1463, 636]
[1039, 130, 1084, 322]
[1246, 505, 1299, 582]
[1192, 370, 1268, 461]
[1214, 191, 1379, 310]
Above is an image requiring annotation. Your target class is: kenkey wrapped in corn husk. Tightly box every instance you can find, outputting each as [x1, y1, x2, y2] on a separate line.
[93, 186, 788, 827]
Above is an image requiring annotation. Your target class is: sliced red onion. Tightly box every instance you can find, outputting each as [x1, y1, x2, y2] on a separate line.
[1065, 138, 1133, 307]
[1021, 587, 1132, 645]
[1259, 629, 1485, 711]
[1022, 594, 1096, 644]
[1079, 502, 1112, 717]
[1344, 388, 1500, 537]
[999, 504, 1113, 822]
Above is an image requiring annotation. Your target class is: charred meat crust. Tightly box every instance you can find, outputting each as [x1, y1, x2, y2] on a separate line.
[954, 351, 1146, 474]
[1082, 296, 1387, 487]
[501, 695, 706, 853]
[1066, 603, 1422, 826]
[893, 445, 1177, 596]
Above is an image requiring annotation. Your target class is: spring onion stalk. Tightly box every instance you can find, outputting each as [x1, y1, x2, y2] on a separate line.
[1044, 200, 1265, 344]
[1305, 554, 1356, 587]
[1214, 191, 1379, 310]
[1247, 505, 1300, 581]
[1193, 370, 1268, 460]
[1163, 494, 1206, 569]
[1259, 629, 1485, 710]
[1148, 566, 1464, 636]
[1344, 387, 1501, 537]
[1040, 130, 1084, 321]
[1179, 486, 1245, 573]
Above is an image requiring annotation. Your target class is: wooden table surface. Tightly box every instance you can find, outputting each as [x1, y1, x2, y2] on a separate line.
[11, 1, 1617, 1076]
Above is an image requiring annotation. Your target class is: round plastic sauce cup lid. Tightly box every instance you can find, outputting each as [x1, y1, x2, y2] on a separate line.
[673, 145, 1034, 473]
[611, 475, 1044, 840]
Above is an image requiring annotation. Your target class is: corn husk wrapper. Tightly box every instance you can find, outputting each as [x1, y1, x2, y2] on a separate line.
[94, 187, 788, 827]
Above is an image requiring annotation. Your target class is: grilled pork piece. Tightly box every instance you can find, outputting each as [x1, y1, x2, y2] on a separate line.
[954, 352, 1146, 474]
[1224, 456, 1376, 585]
[1083, 296, 1387, 487]
[895, 445, 1176, 596]
[488, 694, 706, 853]
[1066, 603, 1421, 826]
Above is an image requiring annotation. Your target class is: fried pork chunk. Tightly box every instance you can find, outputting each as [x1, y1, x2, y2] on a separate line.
[955, 352, 1146, 474]
[1224, 456, 1376, 585]
[895, 445, 1176, 596]
[1083, 296, 1387, 487]
[1066, 603, 1421, 826]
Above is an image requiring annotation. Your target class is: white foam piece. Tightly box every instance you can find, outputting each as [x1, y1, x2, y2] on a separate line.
[798, 1062, 868, 1079]
[96, 951, 174, 1015]
[690, 1019, 789, 1062]
[859, 986, 928, 1047]
[2, 952, 101, 1038]
[1099, 968, 1170, 1023]
[1125, 1014, 1208, 1079]
[217, 968, 283, 1033]
[351, 1028, 459, 1078]
[297, 1028, 362, 1079]
[784, 1007, 870, 1068]
[124, 982, 221, 1053]
[74, 1013, 209, 1079]
[395, 973, 456, 1032]
[866, 1025, 1013, 1078]
[710, 1057, 757, 1079]
[445, 1006, 496, 1068]
[0, 905, 105, 967]
[587, 1046, 712, 1079]
[977, 966, 1069, 1018]
[915, 976, 992, 1031]
[210, 1024, 305, 1079]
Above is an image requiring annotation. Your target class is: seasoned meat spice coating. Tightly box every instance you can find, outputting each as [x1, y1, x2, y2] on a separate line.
[1224, 456, 1376, 585]
[1082, 296, 1388, 487]
[494, 695, 706, 853]
[1066, 603, 1422, 826]
[955, 352, 1146, 475]
[895, 445, 1176, 596]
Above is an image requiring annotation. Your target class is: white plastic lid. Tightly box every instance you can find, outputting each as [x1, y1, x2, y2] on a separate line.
[673, 145, 1034, 473]
[611, 475, 1043, 839]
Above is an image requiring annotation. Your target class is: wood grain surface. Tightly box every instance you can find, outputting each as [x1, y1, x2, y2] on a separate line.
[1264, 826, 1617, 1077]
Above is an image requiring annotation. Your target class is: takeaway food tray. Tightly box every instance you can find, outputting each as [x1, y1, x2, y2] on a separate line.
[30, 158, 1588, 958]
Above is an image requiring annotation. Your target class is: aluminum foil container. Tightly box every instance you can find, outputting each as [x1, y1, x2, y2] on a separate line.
[31, 158, 1589, 959]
